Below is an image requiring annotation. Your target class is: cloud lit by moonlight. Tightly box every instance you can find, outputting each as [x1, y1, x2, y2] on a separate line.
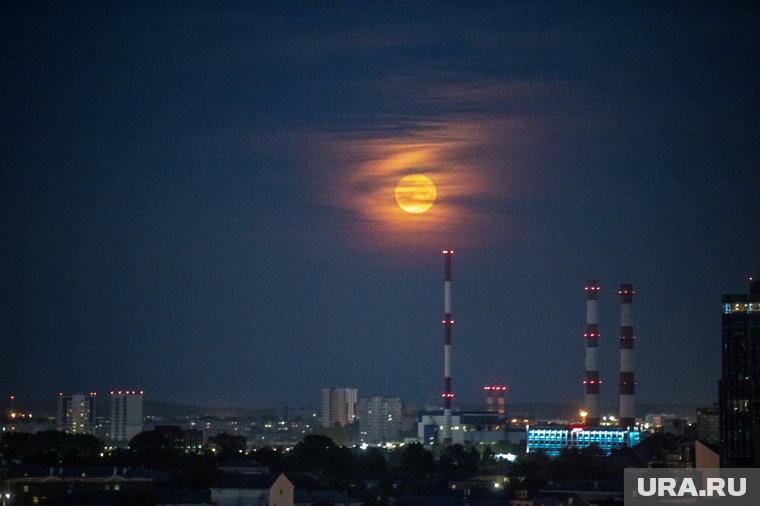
[313, 118, 527, 253]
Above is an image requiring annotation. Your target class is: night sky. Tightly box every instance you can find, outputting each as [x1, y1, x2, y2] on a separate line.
[2, 2, 759, 412]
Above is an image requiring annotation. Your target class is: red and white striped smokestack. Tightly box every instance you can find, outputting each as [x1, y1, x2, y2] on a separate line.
[442, 249, 454, 445]
[583, 280, 601, 426]
[484, 387, 494, 413]
[619, 283, 635, 427]
[484, 386, 507, 415]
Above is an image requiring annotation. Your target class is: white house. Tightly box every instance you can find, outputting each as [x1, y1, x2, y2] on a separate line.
[211, 473, 294, 506]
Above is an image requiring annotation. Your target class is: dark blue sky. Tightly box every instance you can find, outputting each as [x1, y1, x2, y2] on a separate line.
[2, 2, 758, 412]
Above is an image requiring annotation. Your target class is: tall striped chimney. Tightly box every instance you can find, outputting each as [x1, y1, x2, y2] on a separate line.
[619, 283, 635, 427]
[484, 387, 494, 413]
[442, 249, 454, 445]
[583, 280, 601, 426]
[484, 386, 507, 415]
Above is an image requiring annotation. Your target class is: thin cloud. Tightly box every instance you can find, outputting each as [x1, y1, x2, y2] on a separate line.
[310, 116, 530, 252]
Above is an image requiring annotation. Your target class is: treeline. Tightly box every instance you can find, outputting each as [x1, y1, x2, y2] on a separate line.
[1, 431, 496, 500]
[1, 430, 658, 504]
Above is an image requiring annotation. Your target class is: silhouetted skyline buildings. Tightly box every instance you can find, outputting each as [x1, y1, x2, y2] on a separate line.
[719, 279, 760, 467]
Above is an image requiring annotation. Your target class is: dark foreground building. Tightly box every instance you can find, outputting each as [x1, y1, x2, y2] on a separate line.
[719, 279, 760, 467]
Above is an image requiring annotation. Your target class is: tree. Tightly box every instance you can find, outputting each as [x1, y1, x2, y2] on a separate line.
[286, 435, 367, 491]
[168, 453, 219, 488]
[437, 444, 480, 479]
[549, 446, 613, 481]
[480, 445, 495, 465]
[399, 442, 435, 478]
[311, 421, 359, 446]
[251, 446, 284, 471]
[1, 431, 102, 465]
[288, 434, 339, 471]
[356, 446, 387, 476]
[207, 433, 247, 459]
[510, 450, 550, 495]
[129, 430, 181, 469]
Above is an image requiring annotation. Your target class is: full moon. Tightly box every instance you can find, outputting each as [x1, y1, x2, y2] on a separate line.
[395, 174, 437, 214]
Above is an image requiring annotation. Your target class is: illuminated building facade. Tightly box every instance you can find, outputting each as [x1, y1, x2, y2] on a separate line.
[418, 411, 506, 445]
[358, 396, 402, 444]
[719, 279, 760, 467]
[110, 389, 144, 443]
[526, 425, 641, 457]
[320, 387, 357, 428]
[56, 392, 96, 434]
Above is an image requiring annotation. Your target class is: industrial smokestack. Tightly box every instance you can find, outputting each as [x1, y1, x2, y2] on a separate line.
[583, 280, 601, 426]
[484, 386, 506, 415]
[442, 249, 454, 445]
[619, 284, 635, 427]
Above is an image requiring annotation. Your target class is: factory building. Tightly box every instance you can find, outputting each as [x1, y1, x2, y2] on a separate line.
[526, 280, 642, 457]
[422, 257, 645, 457]
[417, 411, 510, 446]
[526, 425, 641, 457]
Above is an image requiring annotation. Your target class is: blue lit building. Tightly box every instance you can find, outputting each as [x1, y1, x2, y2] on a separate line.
[526, 425, 641, 456]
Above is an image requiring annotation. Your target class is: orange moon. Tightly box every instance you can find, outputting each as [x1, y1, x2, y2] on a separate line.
[395, 174, 437, 214]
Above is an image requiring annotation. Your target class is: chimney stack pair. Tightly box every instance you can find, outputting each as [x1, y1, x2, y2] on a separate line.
[584, 281, 636, 427]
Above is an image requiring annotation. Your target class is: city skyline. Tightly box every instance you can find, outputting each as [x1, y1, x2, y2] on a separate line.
[2, 2, 759, 409]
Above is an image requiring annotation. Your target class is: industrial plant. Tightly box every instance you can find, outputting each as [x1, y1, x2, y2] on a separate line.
[414, 258, 644, 454]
